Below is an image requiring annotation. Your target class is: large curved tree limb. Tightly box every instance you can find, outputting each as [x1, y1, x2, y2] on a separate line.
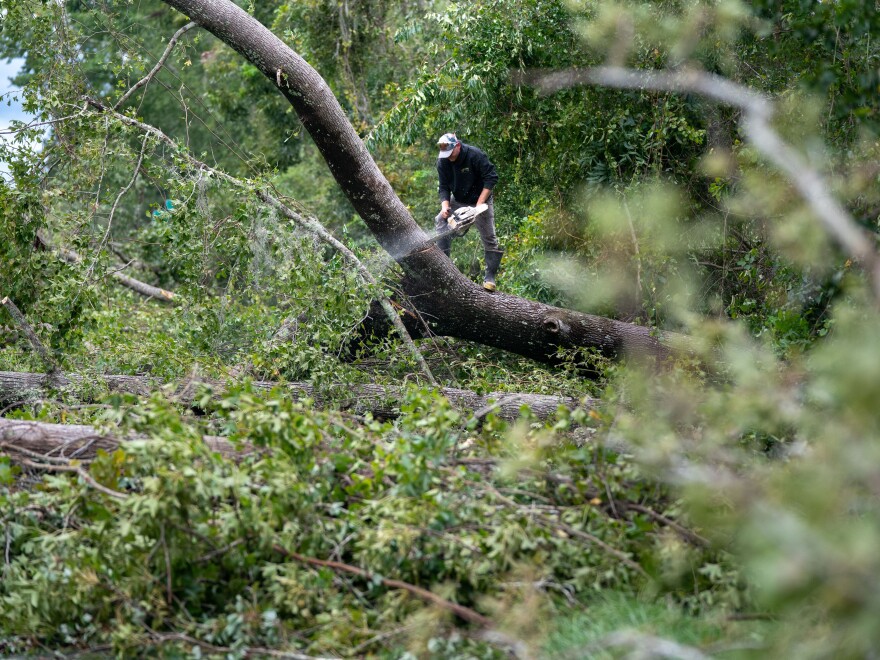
[159, 0, 686, 365]
[0, 417, 246, 461]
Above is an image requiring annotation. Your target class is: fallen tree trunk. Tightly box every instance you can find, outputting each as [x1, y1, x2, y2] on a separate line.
[0, 417, 245, 461]
[0, 371, 590, 422]
[158, 0, 691, 367]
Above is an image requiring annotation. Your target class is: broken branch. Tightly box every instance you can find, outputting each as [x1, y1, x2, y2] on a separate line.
[54, 241, 176, 303]
[1, 297, 63, 378]
[115, 21, 198, 109]
[272, 544, 492, 627]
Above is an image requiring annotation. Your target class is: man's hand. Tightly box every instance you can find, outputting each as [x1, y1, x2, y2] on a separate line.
[440, 203, 451, 219]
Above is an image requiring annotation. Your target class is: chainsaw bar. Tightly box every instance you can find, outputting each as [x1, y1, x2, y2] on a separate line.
[426, 203, 488, 244]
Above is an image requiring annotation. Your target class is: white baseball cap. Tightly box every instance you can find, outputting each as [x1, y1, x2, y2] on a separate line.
[436, 133, 459, 158]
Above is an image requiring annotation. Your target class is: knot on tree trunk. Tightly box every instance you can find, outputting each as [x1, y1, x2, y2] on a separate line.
[542, 315, 570, 337]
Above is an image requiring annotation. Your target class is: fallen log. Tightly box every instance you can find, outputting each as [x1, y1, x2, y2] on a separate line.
[1, 297, 64, 379]
[35, 231, 175, 303]
[0, 371, 591, 423]
[0, 417, 246, 461]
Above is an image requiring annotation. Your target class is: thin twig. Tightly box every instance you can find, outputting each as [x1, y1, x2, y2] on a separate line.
[86, 132, 151, 280]
[514, 65, 880, 303]
[623, 200, 642, 299]
[272, 544, 492, 627]
[473, 479, 649, 578]
[627, 502, 709, 547]
[348, 626, 415, 655]
[196, 537, 245, 563]
[115, 22, 198, 109]
[161, 525, 173, 605]
[0, 440, 92, 465]
[17, 458, 127, 499]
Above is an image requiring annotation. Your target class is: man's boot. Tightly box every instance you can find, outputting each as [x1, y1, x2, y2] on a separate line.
[483, 249, 503, 292]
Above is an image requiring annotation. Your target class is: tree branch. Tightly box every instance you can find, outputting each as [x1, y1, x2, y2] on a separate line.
[514, 65, 880, 303]
[115, 21, 198, 110]
[37, 231, 176, 303]
[84, 98, 436, 384]
[1, 297, 63, 379]
[272, 544, 492, 627]
[15, 456, 128, 499]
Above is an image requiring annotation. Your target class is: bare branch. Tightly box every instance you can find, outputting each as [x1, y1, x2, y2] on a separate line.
[514, 65, 880, 302]
[1, 297, 63, 378]
[114, 21, 198, 110]
[16, 457, 128, 499]
[272, 544, 492, 627]
[626, 502, 709, 547]
[52, 240, 176, 303]
[85, 132, 151, 281]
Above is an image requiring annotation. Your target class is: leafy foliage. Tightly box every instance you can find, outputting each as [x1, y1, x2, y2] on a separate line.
[0, 388, 704, 655]
[1, 0, 880, 656]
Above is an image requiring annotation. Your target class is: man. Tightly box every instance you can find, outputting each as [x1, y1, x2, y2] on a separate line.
[435, 132, 503, 292]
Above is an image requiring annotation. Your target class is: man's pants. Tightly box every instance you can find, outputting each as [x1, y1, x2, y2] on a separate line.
[434, 197, 499, 255]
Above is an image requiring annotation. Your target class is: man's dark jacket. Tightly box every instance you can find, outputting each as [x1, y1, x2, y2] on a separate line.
[437, 143, 498, 205]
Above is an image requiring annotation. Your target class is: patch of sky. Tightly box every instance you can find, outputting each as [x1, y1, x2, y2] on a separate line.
[0, 57, 40, 180]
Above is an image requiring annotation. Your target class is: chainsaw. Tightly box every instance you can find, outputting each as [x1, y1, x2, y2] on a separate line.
[427, 203, 488, 244]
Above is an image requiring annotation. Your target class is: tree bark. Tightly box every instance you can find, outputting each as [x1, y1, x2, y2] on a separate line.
[0, 371, 589, 423]
[1, 297, 63, 377]
[158, 0, 688, 365]
[0, 417, 245, 461]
